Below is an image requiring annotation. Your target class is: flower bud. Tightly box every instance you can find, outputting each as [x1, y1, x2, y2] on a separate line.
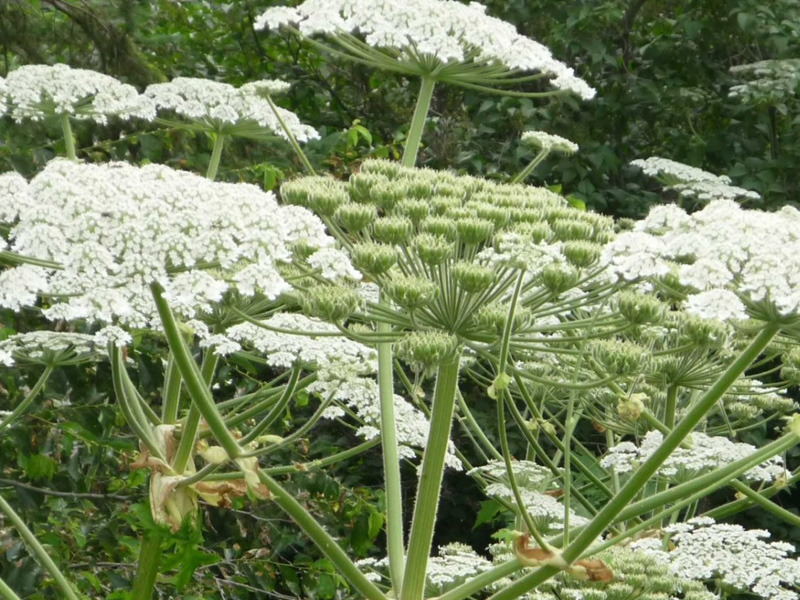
[359, 159, 406, 179]
[475, 303, 530, 335]
[385, 274, 438, 310]
[396, 330, 459, 371]
[617, 291, 666, 325]
[590, 339, 646, 377]
[782, 347, 800, 386]
[301, 285, 361, 322]
[335, 203, 376, 232]
[281, 177, 348, 216]
[453, 262, 494, 293]
[512, 221, 552, 243]
[678, 314, 728, 348]
[456, 217, 494, 245]
[562, 240, 602, 268]
[395, 198, 430, 224]
[420, 216, 458, 240]
[539, 264, 580, 294]
[372, 216, 414, 245]
[617, 393, 647, 420]
[551, 218, 594, 241]
[473, 203, 512, 228]
[414, 233, 454, 266]
[350, 242, 398, 277]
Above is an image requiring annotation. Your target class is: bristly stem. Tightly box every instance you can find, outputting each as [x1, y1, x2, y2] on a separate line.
[206, 132, 226, 180]
[60, 114, 76, 160]
[401, 355, 461, 600]
[402, 76, 436, 167]
[0, 494, 80, 600]
[377, 291, 406, 596]
[131, 531, 163, 600]
[265, 95, 317, 175]
[511, 149, 549, 184]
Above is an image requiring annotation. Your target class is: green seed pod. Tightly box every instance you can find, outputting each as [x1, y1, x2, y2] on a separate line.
[615, 218, 637, 232]
[414, 233, 454, 266]
[456, 217, 494, 245]
[301, 285, 361, 323]
[430, 195, 463, 215]
[335, 203, 377, 233]
[358, 159, 407, 179]
[453, 261, 494, 293]
[385, 274, 438, 310]
[539, 264, 580, 294]
[403, 179, 434, 199]
[473, 203, 512, 228]
[590, 339, 646, 377]
[348, 172, 384, 203]
[781, 347, 800, 386]
[290, 240, 317, 261]
[562, 240, 602, 268]
[677, 314, 728, 348]
[396, 330, 459, 371]
[551, 218, 595, 241]
[593, 230, 614, 244]
[617, 291, 666, 325]
[420, 216, 458, 240]
[350, 175, 405, 210]
[350, 242, 398, 277]
[372, 216, 414, 245]
[446, 207, 478, 221]
[395, 198, 430, 224]
[728, 402, 760, 420]
[617, 393, 647, 420]
[281, 177, 348, 217]
[474, 303, 530, 335]
[432, 182, 464, 198]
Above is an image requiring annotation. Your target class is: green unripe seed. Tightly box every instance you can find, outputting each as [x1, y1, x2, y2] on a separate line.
[371, 216, 414, 245]
[395, 198, 430, 224]
[453, 261, 494, 293]
[590, 339, 646, 377]
[396, 330, 459, 371]
[551, 218, 595, 241]
[385, 274, 438, 310]
[350, 242, 398, 277]
[539, 264, 580, 294]
[414, 233, 454, 266]
[420, 216, 458, 240]
[617, 291, 666, 325]
[301, 285, 361, 323]
[513, 221, 553, 243]
[335, 203, 377, 232]
[562, 240, 602, 268]
[456, 217, 494, 245]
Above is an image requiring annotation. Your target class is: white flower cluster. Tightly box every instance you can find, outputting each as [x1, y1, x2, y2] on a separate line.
[633, 517, 800, 600]
[603, 200, 800, 321]
[0, 160, 336, 327]
[601, 430, 784, 482]
[256, 0, 595, 99]
[521, 131, 579, 155]
[631, 157, 760, 204]
[144, 77, 318, 142]
[730, 59, 800, 105]
[0, 331, 111, 367]
[3, 64, 155, 124]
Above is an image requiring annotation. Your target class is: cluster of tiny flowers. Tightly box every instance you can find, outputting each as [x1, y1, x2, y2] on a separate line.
[0, 160, 337, 327]
[729, 59, 800, 105]
[144, 77, 318, 142]
[521, 131, 579, 155]
[0, 331, 111, 367]
[256, 0, 595, 99]
[633, 517, 800, 600]
[3, 64, 155, 124]
[358, 543, 493, 593]
[631, 157, 760, 203]
[601, 430, 784, 482]
[603, 200, 800, 321]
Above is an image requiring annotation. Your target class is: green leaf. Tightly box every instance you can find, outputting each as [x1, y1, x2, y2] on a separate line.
[24, 454, 57, 481]
[474, 499, 503, 530]
[566, 195, 586, 210]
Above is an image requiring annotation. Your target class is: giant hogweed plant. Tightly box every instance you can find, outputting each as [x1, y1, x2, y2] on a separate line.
[0, 2, 799, 600]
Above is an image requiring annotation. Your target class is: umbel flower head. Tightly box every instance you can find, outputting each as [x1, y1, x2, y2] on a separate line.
[256, 0, 595, 98]
[631, 157, 760, 204]
[144, 77, 318, 141]
[0, 159, 340, 328]
[521, 131, 578, 155]
[729, 59, 800, 105]
[0, 330, 112, 368]
[3, 63, 155, 124]
[603, 200, 800, 323]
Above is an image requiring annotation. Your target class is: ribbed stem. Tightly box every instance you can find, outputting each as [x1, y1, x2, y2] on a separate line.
[0, 494, 80, 600]
[161, 355, 182, 424]
[511, 149, 549, 184]
[206, 133, 225, 180]
[172, 352, 220, 473]
[130, 531, 163, 600]
[401, 77, 436, 167]
[60, 114, 76, 160]
[401, 356, 460, 600]
[377, 292, 405, 596]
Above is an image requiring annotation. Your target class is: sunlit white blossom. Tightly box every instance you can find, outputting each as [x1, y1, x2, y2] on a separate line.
[256, 0, 595, 99]
[601, 430, 784, 482]
[4, 64, 155, 124]
[604, 200, 800, 321]
[144, 77, 318, 142]
[307, 247, 362, 281]
[730, 59, 800, 105]
[0, 331, 107, 366]
[0, 160, 336, 327]
[633, 518, 800, 600]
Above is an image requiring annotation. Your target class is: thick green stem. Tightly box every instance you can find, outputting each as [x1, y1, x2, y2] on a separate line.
[257, 472, 385, 600]
[0, 576, 23, 600]
[151, 283, 241, 459]
[401, 356, 460, 600]
[206, 133, 225, 180]
[0, 366, 53, 435]
[703, 471, 800, 521]
[173, 352, 220, 473]
[0, 494, 80, 600]
[265, 95, 316, 175]
[377, 292, 405, 596]
[240, 366, 301, 445]
[60, 114, 76, 160]
[401, 77, 436, 167]
[130, 531, 163, 600]
[487, 323, 781, 600]
[511, 149, 549, 184]
[161, 355, 182, 424]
